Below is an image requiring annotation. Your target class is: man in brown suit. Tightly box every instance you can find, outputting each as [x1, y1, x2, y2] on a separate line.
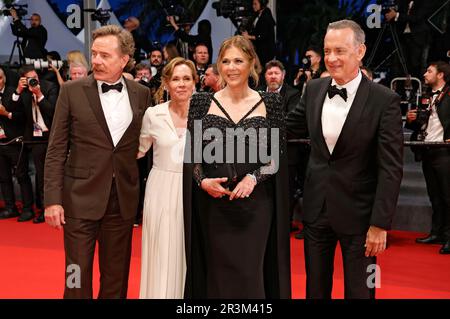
[44, 25, 151, 298]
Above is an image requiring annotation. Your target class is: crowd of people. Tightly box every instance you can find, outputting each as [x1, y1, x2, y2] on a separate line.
[0, 0, 449, 300]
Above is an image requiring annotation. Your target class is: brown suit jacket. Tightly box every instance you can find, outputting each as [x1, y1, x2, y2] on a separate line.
[44, 75, 152, 220]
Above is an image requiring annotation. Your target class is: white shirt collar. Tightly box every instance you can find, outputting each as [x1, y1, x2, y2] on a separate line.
[266, 85, 283, 94]
[331, 70, 362, 97]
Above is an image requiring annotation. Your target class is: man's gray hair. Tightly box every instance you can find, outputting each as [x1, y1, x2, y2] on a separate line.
[327, 19, 365, 46]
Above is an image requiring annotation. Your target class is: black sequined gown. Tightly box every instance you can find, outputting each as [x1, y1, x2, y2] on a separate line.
[183, 91, 291, 299]
[193, 95, 275, 298]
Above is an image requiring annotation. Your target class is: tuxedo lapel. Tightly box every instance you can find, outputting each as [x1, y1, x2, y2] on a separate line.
[313, 78, 332, 158]
[332, 75, 370, 157]
[83, 75, 114, 146]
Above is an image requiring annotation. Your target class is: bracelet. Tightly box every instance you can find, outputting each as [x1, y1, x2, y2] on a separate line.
[246, 173, 257, 185]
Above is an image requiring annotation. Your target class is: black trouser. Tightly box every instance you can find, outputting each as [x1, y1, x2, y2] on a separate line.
[0, 143, 33, 212]
[304, 205, 376, 299]
[63, 182, 134, 299]
[421, 148, 450, 240]
[26, 141, 47, 210]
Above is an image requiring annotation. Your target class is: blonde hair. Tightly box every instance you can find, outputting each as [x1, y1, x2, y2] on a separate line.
[216, 35, 260, 87]
[154, 57, 198, 103]
[92, 25, 135, 69]
[66, 50, 89, 70]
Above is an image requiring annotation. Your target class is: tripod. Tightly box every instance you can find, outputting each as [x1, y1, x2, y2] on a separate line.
[366, 22, 409, 77]
[8, 36, 25, 66]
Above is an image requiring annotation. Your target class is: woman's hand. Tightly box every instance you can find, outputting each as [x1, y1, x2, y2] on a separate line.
[201, 177, 231, 198]
[229, 175, 256, 200]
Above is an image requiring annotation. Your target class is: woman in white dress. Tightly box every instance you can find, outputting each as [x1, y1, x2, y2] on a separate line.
[138, 57, 198, 298]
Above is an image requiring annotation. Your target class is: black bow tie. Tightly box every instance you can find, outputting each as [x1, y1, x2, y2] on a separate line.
[101, 82, 123, 93]
[328, 85, 347, 102]
[432, 90, 441, 96]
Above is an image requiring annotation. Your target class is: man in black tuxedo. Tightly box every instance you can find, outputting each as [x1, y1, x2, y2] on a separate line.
[10, 65, 58, 223]
[10, 10, 47, 59]
[287, 20, 404, 298]
[0, 67, 33, 220]
[385, 0, 438, 78]
[406, 61, 450, 254]
[263, 60, 303, 233]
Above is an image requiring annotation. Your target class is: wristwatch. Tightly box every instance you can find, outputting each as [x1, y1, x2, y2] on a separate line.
[246, 173, 257, 185]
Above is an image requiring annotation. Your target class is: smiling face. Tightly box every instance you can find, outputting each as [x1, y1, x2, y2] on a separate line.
[218, 46, 252, 88]
[324, 27, 366, 85]
[165, 64, 195, 102]
[91, 35, 129, 83]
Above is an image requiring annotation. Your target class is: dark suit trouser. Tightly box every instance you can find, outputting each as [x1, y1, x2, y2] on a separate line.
[27, 141, 47, 210]
[422, 148, 450, 239]
[0, 144, 33, 212]
[304, 205, 376, 299]
[63, 182, 134, 299]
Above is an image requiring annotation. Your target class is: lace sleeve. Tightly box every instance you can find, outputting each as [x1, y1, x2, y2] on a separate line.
[251, 159, 277, 184]
[250, 91, 286, 185]
[193, 163, 206, 187]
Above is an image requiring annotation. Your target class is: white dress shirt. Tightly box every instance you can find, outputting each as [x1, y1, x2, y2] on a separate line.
[425, 86, 445, 142]
[97, 78, 133, 147]
[321, 71, 362, 154]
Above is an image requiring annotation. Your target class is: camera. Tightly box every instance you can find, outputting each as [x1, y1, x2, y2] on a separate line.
[415, 95, 432, 141]
[212, 0, 251, 19]
[84, 8, 112, 26]
[27, 77, 39, 88]
[0, 4, 28, 19]
[25, 58, 65, 71]
[213, 0, 252, 30]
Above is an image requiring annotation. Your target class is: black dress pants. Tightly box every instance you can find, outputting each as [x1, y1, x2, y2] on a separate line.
[304, 205, 376, 299]
[0, 144, 33, 212]
[422, 148, 450, 239]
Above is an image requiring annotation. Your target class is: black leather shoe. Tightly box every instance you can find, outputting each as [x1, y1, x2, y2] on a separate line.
[0, 208, 20, 219]
[415, 235, 445, 245]
[17, 211, 35, 222]
[439, 241, 450, 254]
[33, 213, 45, 224]
[295, 229, 305, 240]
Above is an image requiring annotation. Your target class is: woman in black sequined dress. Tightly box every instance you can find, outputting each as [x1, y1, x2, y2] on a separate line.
[183, 35, 290, 298]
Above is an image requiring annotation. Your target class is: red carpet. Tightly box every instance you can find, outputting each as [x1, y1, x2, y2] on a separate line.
[0, 218, 449, 299]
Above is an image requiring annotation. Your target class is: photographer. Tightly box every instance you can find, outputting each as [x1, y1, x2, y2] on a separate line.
[405, 61, 450, 254]
[241, 0, 275, 67]
[10, 65, 58, 223]
[0, 67, 34, 222]
[192, 43, 210, 91]
[167, 16, 213, 64]
[124, 16, 151, 64]
[10, 10, 47, 59]
[134, 63, 152, 86]
[293, 46, 323, 92]
[384, 1, 438, 78]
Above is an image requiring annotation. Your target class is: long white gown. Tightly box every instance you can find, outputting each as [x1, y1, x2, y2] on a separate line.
[138, 102, 186, 299]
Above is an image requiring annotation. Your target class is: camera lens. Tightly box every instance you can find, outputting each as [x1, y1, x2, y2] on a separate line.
[28, 78, 39, 87]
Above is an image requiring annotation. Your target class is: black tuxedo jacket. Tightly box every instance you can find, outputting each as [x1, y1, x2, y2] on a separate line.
[0, 86, 25, 140]
[286, 76, 404, 234]
[9, 79, 59, 141]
